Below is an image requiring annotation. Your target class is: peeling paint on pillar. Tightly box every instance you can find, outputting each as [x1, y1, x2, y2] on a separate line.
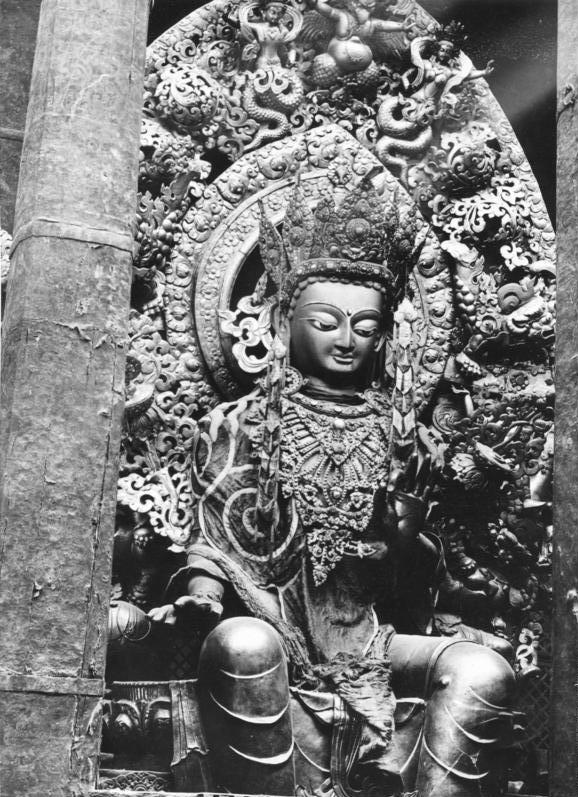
[552, 1, 578, 795]
[0, 2, 149, 795]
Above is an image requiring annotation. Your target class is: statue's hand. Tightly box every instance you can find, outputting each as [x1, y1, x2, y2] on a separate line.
[177, 592, 224, 621]
[148, 603, 178, 625]
[389, 453, 438, 549]
[148, 594, 223, 630]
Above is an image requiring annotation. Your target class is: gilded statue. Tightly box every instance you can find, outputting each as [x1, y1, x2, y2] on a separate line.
[145, 178, 519, 797]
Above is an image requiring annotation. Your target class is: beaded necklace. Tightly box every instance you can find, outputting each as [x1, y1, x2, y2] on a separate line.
[279, 386, 392, 585]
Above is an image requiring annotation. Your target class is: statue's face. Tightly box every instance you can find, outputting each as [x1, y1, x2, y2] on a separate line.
[264, 3, 283, 22]
[437, 40, 454, 63]
[289, 281, 385, 390]
[133, 527, 154, 550]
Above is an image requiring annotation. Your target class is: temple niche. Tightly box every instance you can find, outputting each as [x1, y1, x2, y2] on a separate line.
[99, 0, 554, 794]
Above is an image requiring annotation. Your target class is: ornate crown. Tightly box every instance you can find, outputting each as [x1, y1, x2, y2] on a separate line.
[256, 0, 292, 8]
[433, 21, 467, 50]
[258, 175, 421, 316]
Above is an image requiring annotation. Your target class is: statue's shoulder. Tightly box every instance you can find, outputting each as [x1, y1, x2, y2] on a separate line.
[191, 389, 266, 491]
[195, 387, 266, 445]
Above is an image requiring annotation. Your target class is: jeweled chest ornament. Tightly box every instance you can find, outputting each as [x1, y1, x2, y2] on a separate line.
[279, 389, 391, 585]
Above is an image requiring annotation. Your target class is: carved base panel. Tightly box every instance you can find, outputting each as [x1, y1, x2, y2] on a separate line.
[93, 784, 542, 796]
[97, 771, 173, 792]
[91, 793, 286, 797]
[91, 793, 300, 797]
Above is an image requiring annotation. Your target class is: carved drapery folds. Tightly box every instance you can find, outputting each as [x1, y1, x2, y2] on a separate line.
[110, 0, 554, 791]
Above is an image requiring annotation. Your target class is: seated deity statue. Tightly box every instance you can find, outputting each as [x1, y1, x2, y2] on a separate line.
[147, 179, 519, 797]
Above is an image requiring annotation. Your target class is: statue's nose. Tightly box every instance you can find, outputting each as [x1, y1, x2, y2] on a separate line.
[335, 325, 354, 350]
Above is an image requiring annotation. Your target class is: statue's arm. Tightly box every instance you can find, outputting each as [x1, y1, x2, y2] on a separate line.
[310, 0, 340, 19]
[310, 0, 347, 35]
[148, 571, 225, 626]
[409, 36, 429, 70]
[176, 574, 225, 620]
[238, 5, 258, 41]
[389, 452, 438, 552]
[461, 52, 495, 81]
[369, 18, 406, 34]
[442, 54, 494, 101]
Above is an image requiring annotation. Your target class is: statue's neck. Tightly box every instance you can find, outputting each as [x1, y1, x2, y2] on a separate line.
[300, 376, 365, 405]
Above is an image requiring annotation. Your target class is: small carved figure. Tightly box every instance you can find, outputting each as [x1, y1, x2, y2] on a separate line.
[112, 515, 184, 611]
[376, 27, 494, 176]
[239, 0, 303, 69]
[308, 0, 410, 85]
[239, 0, 306, 149]
[404, 32, 494, 110]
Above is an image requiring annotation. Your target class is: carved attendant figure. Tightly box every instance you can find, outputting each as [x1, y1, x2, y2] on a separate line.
[239, 0, 306, 149]
[375, 26, 495, 176]
[240, 0, 303, 69]
[309, 0, 411, 84]
[404, 32, 494, 110]
[149, 180, 518, 797]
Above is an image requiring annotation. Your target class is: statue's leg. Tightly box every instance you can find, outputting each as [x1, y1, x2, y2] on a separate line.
[197, 616, 296, 795]
[390, 635, 516, 797]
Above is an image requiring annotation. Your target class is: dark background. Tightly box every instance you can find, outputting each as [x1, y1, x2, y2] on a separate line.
[148, 0, 557, 223]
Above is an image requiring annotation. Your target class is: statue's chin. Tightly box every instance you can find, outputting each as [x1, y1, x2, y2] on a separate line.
[300, 370, 367, 394]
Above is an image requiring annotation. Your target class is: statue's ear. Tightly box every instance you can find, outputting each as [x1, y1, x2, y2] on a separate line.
[271, 301, 290, 342]
[374, 330, 387, 353]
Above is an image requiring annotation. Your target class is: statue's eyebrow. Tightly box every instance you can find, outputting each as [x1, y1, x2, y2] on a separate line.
[300, 302, 382, 319]
[300, 301, 344, 315]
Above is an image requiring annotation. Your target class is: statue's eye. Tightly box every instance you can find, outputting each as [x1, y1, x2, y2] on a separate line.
[309, 318, 338, 332]
[353, 324, 378, 338]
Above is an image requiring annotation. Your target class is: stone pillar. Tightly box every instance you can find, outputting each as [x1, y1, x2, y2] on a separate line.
[0, 1, 149, 794]
[552, 1, 578, 795]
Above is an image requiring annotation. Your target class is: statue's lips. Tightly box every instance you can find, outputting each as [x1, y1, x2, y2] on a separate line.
[332, 354, 355, 365]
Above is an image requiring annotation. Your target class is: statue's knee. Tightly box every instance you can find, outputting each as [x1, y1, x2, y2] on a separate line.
[421, 641, 517, 762]
[199, 616, 290, 715]
[199, 615, 286, 671]
[431, 641, 516, 709]
[198, 618, 294, 794]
